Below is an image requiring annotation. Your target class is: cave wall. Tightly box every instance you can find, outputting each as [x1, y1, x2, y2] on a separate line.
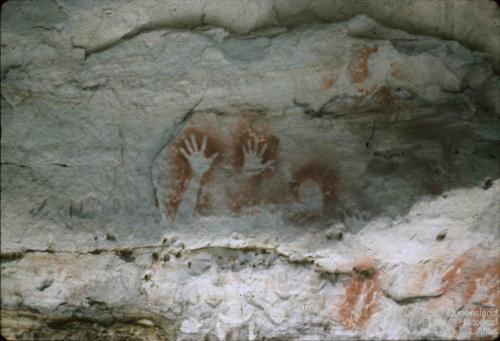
[1, 1, 499, 340]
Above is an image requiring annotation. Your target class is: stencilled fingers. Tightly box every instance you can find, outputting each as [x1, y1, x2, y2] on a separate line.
[179, 134, 219, 178]
[242, 135, 275, 177]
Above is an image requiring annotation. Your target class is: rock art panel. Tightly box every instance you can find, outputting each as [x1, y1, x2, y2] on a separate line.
[1, 0, 500, 338]
[153, 113, 340, 226]
[153, 107, 500, 231]
[152, 103, 497, 231]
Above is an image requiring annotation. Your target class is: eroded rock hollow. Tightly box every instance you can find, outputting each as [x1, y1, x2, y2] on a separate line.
[1, 0, 499, 340]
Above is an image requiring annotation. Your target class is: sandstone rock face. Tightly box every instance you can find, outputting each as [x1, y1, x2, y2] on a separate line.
[1, 1, 499, 340]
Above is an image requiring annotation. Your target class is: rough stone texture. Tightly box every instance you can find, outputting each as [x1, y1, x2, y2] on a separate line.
[1, 1, 499, 340]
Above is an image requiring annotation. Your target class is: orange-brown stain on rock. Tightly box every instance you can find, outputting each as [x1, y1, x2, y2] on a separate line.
[418, 251, 471, 298]
[390, 62, 409, 81]
[231, 118, 253, 173]
[457, 258, 500, 339]
[338, 258, 380, 329]
[321, 60, 342, 91]
[165, 126, 224, 218]
[420, 249, 499, 339]
[353, 257, 376, 276]
[321, 78, 337, 91]
[374, 86, 394, 109]
[357, 84, 378, 96]
[462, 259, 500, 307]
[350, 47, 378, 84]
[290, 162, 339, 218]
[440, 255, 468, 291]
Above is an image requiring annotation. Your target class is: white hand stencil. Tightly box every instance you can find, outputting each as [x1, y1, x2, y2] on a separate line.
[180, 134, 219, 179]
[242, 135, 274, 177]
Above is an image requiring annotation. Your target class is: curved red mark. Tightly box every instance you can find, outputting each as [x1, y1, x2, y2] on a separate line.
[290, 162, 339, 217]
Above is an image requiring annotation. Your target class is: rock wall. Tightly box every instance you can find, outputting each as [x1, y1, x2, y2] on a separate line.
[1, 1, 499, 340]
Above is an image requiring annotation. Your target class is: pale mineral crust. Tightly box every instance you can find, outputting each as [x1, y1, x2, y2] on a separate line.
[1, 1, 499, 340]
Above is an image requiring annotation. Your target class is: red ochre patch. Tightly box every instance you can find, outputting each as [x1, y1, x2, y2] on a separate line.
[420, 249, 499, 339]
[350, 46, 378, 84]
[338, 258, 380, 329]
[290, 162, 339, 218]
